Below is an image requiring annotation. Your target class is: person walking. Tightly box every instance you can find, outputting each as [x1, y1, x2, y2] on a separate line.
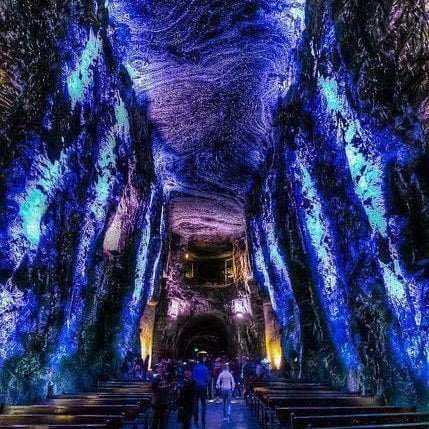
[216, 364, 235, 422]
[212, 357, 223, 402]
[177, 369, 195, 429]
[151, 363, 171, 429]
[230, 357, 242, 399]
[192, 358, 210, 426]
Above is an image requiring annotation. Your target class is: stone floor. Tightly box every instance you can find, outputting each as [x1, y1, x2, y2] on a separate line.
[167, 399, 260, 429]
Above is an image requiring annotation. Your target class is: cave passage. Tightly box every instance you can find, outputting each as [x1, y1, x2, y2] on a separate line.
[147, 207, 270, 364]
[0, 0, 428, 412]
[176, 315, 230, 359]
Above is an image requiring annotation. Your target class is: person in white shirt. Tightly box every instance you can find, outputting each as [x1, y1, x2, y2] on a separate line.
[216, 364, 235, 422]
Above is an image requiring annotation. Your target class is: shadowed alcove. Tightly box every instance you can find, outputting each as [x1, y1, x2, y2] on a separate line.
[176, 314, 231, 359]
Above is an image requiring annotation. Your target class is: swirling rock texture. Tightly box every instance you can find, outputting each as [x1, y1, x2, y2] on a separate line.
[0, 0, 428, 408]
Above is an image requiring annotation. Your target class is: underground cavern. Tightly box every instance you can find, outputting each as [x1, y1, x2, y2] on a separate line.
[0, 0, 428, 427]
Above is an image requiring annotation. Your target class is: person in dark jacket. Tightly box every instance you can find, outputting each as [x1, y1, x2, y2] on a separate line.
[151, 364, 171, 429]
[177, 369, 195, 429]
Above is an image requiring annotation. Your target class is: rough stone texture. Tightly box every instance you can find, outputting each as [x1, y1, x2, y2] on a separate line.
[108, 0, 295, 201]
[0, 0, 161, 402]
[169, 196, 245, 242]
[0, 0, 428, 410]
[152, 235, 264, 360]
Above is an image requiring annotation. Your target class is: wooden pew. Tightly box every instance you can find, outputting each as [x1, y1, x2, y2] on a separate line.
[95, 387, 150, 392]
[258, 393, 378, 420]
[48, 396, 151, 411]
[264, 395, 381, 408]
[0, 415, 113, 427]
[250, 385, 349, 417]
[257, 395, 382, 428]
[277, 405, 415, 425]
[44, 398, 147, 409]
[0, 379, 152, 429]
[253, 387, 342, 395]
[247, 380, 426, 429]
[0, 424, 109, 429]
[276, 406, 416, 428]
[49, 393, 151, 400]
[97, 381, 151, 387]
[316, 424, 429, 429]
[92, 380, 152, 428]
[252, 388, 348, 410]
[4, 404, 138, 420]
[291, 412, 429, 428]
[48, 397, 145, 404]
[250, 382, 331, 389]
[252, 385, 339, 392]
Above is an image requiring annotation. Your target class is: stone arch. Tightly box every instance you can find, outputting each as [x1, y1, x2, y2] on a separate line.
[175, 313, 233, 358]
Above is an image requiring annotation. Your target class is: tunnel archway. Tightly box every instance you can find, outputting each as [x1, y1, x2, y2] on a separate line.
[176, 314, 231, 359]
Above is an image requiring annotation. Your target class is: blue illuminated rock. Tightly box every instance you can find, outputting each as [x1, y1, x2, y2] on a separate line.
[0, 0, 427, 409]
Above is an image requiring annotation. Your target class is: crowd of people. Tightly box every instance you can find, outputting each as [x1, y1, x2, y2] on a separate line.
[121, 354, 272, 429]
[120, 351, 150, 380]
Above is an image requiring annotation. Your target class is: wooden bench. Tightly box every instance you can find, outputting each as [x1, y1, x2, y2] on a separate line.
[0, 425, 109, 429]
[44, 398, 147, 409]
[0, 415, 114, 427]
[254, 387, 337, 393]
[97, 383, 151, 388]
[256, 395, 382, 428]
[4, 404, 138, 420]
[44, 395, 151, 409]
[251, 388, 354, 415]
[253, 386, 344, 391]
[276, 406, 415, 425]
[251, 384, 331, 390]
[264, 396, 381, 407]
[97, 382, 151, 387]
[94, 388, 151, 394]
[48, 392, 152, 416]
[291, 412, 429, 428]
[249, 383, 333, 400]
[317, 424, 429, 429]
[258, 394, 378, 413]
[0, 379, 152, 429]
[275, 406, 416, 428]
[51, 393, 151, 399]
[252, 389, 349, 409]
[247, 380, 426, 429]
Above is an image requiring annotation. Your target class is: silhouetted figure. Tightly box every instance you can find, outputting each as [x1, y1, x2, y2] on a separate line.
[151, 364, 171, 429]
[241, 356, 252, 399]
[204, 357, 213, 399]
[192, 359, 210, 426]
[143, 354, 150, 379]
[230, 358, 242, 398]
[177, 369, 195, 429]
[133, 355, 145, 379]
[212, 357, 223, 401]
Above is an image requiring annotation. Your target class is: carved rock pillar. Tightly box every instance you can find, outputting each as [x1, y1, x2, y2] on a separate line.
[263, 301, 283, 371]
[139, 300, 158, 370]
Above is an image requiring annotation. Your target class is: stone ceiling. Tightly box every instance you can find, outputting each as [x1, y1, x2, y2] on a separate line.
[168, 195, 245, 242]
[109, 0, 299, 240]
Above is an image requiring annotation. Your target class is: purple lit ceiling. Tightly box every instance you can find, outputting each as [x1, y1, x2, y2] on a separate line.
[169, 195, 245, 241]
[109, 0, 303, 238]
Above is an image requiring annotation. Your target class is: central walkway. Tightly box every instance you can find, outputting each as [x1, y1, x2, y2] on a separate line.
[167, 399, 260, 429]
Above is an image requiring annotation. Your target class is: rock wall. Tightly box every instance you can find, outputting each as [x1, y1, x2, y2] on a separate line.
[0, 0, 163, 403]
[247, 0, 428, 408]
